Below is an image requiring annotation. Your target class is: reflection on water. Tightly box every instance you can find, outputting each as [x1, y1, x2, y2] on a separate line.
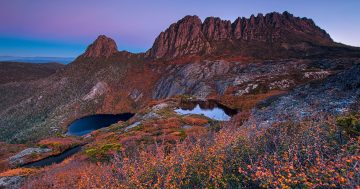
[175, 100, 237, 121]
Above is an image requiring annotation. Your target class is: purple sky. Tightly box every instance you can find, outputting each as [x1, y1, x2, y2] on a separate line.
[0, 0, 359, 57]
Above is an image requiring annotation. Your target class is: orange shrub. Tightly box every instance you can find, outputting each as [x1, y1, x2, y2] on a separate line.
[22, 114, 360, 188]
[0, 168, 36, 177]
[184, 126, 207, 136]
[182, 116, 209, 126]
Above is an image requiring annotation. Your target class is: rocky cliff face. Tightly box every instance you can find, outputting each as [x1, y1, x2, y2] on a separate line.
[152, 58, 358, 100]
[147, 12, 333, 59]
[146, 16, 211, 59]
[82, 35, 118, 58]
[231, 12, 331, 42]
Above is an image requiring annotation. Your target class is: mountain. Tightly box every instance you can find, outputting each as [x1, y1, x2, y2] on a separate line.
[1, 11, 360, 188]
[81, 35, 118, 58]
[0, 11, 359, 144]
[146, 12, 358, 60]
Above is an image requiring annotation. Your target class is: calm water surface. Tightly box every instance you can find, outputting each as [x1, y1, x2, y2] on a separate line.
[66, 113, 134, 136]
[22, 146, 82, 168]
[175, 101, 237, 121]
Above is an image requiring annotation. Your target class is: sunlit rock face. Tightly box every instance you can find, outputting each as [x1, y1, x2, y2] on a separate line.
[146, 15, 211, 59]
[82, 35, 118, 58]
[147, 12, 333, 59]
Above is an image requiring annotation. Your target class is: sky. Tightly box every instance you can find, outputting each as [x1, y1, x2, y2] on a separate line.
[0, 0, 359, 57]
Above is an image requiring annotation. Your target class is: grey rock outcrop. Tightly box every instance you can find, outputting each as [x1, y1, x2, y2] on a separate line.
[0, 176, 25, 189]
[8, 147, 52, 165]
[246, 64, 360, 128]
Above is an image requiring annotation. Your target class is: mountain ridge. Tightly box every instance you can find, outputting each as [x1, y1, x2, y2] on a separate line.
[145, 11, 335, 59]
[78, 11, 360, 62]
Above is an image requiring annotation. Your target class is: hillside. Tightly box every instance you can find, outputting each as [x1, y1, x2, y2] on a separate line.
[0, 11, 359, 188]
[0, 62, 64, 84]
[1, 12, 359, 143]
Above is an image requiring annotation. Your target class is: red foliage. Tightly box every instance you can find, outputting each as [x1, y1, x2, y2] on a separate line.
[22, 115, 360, 188]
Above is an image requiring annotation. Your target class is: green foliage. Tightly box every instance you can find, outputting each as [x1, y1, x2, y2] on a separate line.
[108, 121, 132, 132]
[55, 131, 63, 138]
[29, 152, 39, 159]
[178, 129, 187, 141]
[85, 143, 122, 161]
[156, 107, 177, 118]
[207, 121, 222, 132]
[140, 135, 153, 144]
[336, 114, 360, 137]
[179, 94, 195, 101]
[133, 125, 143, 131]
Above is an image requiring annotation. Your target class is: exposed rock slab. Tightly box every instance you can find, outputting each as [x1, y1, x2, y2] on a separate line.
[8, 147, 52, 165]
[0, 176, 25, 189]
[246, 64, 360, 128]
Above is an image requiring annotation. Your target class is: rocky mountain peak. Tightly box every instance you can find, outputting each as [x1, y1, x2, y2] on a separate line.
[147, 11, 334, 59]
[146, 15, 211, 59]
[82, 35, 118, 58]
[202, 17, 232, 40]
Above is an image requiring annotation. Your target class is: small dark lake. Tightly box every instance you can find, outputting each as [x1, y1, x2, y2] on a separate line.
[66, 113, 134, 136]
[175, 100, 237, 121]
[22, 146, 82, 168]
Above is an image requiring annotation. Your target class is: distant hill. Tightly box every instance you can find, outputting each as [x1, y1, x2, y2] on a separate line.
[0, 62, 65, 84]
[0, 56, 74, 64]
